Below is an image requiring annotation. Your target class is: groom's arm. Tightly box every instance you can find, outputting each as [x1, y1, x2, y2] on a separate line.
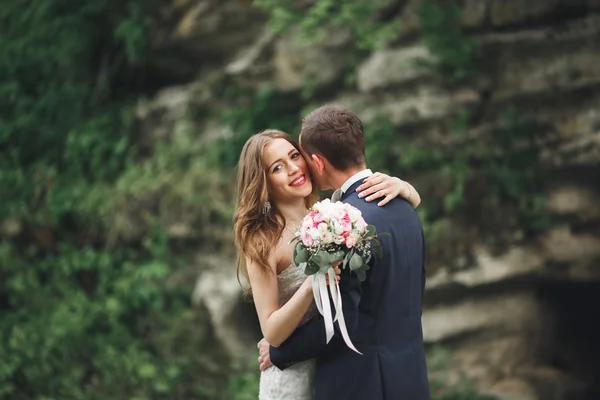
[270, 266, 363, 370]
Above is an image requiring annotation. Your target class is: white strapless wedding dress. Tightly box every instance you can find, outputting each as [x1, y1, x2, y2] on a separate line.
[259, 264, 318, 400]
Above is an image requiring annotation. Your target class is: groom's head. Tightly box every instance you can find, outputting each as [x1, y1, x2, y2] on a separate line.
[299, 105, 366, 190]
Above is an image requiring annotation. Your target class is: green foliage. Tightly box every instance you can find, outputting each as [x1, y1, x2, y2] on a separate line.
[3, 245, 178, 398]
[440, 107, 549, 236]
[226, 372, 261, 400]
[419, 1, 478, 84]
[481, 108, 550, 234]
[0, 219, 237, 399]
[0, 0, 150, 155]
[209, 86, 301, 167]
[254, 0, 401, 50]
[431, 380, 497, 400]
[427, 347, 497, 400]
[0, 1, 237, 398]
[0, 0, 151, 222]
[364, 107, 548, 240]
[365, 116, 445, 176]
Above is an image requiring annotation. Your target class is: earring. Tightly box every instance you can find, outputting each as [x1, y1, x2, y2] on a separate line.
[262, 201, 272, 214]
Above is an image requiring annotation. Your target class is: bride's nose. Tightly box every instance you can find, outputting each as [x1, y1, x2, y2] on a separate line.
[288, 162, 300, 175]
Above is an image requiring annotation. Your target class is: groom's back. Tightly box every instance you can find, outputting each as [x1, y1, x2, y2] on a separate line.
[316, 188, 430, 400]
[349, 194, 426, 342]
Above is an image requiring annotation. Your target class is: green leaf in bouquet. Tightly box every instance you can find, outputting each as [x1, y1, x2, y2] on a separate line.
[356, 269, 367, 282]
[311, 250, 341, 273]
[304, 261, 320, 276]
[294, 243, 309, 265]
[319, 263, 332, 274]
[311, 250, 329, 268]
[330, 250, 346, 263]
[373, 243, 383, 258]
[362, 263, 371, 271]
[377, 232, 391, 237]
[343, 250, 354, 270]
[329, 250, 346, 265]
[366, 225, 377, 237]
[349, 253, 363, 271]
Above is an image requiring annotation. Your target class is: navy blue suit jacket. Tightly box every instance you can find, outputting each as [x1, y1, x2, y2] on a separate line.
[270, 179, 430, 400]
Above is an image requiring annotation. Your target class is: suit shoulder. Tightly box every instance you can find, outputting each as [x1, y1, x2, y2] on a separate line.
[344, 193, 414, 217]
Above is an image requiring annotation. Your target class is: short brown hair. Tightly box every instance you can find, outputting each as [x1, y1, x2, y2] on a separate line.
[300, 105, 366, 171]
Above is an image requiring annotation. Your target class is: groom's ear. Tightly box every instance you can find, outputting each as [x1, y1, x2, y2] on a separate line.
[312, 154, 325, 175]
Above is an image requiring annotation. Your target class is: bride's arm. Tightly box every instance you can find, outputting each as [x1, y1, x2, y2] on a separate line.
[355, 172, 421, 208]
[247, 254, 314, 348]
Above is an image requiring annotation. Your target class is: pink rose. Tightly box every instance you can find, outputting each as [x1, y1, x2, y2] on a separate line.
[301, 231, 314, 247]
[313, 211, 324, 224]
[338, 219, 352, 234]
[345, 234, 357, 248]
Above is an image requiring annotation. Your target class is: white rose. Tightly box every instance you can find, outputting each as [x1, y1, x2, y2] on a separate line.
[333, 221, 345, 235]
[355, 219, 368, 233]
[348, 208, 361, 223]
[317, 222, 328, 234]
[310, 227, 320, 240]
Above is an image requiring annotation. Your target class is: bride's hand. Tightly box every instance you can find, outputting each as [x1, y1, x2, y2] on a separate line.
[326, 263, 342, 285]
[355, 172, 421, 208]
[301, 263, 341, 295]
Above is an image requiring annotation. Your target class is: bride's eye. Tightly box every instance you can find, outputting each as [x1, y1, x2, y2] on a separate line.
[291, 152, 300, 159]
[272, 165, 282, 173]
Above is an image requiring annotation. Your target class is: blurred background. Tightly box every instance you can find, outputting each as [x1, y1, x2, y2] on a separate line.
[1, 0, 600, 399]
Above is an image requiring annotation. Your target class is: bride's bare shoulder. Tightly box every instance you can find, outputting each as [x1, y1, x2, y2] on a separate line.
[273, 238, 295, 275]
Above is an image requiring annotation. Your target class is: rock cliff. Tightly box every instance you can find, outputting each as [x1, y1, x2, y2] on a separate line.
[138, 1, 600, 398]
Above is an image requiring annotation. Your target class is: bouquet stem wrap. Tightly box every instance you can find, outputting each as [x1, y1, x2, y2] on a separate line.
[310, 268, 362, 355]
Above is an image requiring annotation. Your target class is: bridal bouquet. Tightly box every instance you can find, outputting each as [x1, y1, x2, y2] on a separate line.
[290, 199, 387, 354]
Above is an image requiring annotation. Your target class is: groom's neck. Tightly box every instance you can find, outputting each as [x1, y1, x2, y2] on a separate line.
[329, 166, 367, 190]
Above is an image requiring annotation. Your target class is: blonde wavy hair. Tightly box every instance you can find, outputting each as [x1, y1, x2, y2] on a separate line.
[233, 130, 318, 295]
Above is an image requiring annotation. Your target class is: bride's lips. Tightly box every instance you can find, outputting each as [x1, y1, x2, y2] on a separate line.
[289, 174, 307, 187]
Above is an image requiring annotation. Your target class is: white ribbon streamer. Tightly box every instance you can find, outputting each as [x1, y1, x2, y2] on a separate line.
[311, 268, 362, 355]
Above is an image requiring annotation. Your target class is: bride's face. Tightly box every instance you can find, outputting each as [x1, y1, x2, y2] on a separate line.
[263, 138, 313, 203]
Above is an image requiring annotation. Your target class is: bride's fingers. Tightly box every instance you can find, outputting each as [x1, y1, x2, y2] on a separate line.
[325, 276, 340, 284]
[325, 268, 342, 284]
[355, 173, 383, 192]
[357, 183, 387, 201]
[327, 266, 342, 283]
[377, 194, 394, 207]
[363, 172, 381, 182]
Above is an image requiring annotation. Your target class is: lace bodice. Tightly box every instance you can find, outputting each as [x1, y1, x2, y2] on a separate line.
[258, 263, 317, 400]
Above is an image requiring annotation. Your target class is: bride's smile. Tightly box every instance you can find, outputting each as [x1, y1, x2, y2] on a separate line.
[289, 174, 307, 187]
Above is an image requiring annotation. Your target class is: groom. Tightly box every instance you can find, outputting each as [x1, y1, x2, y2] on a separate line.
[258, 105, 430, 399]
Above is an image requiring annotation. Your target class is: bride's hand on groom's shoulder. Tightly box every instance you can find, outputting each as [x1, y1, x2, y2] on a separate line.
[356, 172, 421, 208]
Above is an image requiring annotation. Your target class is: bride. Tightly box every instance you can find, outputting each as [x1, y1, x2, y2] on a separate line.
[233, 129, 421, 399]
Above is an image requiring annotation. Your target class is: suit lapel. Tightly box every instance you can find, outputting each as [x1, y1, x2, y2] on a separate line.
[331, 189, 342, 202]
[341, 180, 365, 202]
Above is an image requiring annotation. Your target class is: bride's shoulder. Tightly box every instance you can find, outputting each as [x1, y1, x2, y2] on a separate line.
[273, 243, 294, 273]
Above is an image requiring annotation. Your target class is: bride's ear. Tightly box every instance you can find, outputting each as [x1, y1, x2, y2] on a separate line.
[312, 154, 325, 175]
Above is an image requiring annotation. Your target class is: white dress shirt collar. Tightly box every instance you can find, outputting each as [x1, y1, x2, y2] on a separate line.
[341, 169, 373, 194]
